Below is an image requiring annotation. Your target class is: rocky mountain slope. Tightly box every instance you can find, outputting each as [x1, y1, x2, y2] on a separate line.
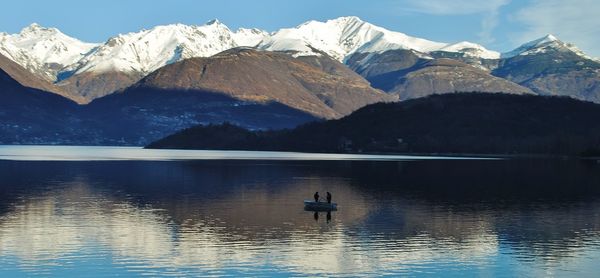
[132, 48, 394, 118]
[347, 49, 531, 99]
[0, 52, 80, 101]
[492, 35, 600, 102]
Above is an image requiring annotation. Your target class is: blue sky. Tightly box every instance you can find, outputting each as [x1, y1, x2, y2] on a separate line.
[1, 0, 599, 56]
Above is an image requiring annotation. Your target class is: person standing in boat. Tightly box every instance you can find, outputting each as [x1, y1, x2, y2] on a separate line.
[314, 191, 320, 202]
[326, 192, 332, 204]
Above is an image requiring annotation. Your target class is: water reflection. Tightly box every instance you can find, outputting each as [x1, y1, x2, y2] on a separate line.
[0, 158, 599, 276]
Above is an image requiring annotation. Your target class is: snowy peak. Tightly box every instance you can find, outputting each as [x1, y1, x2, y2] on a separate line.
[0, 23, 98, 80]
[71, 21, 243, 74]
[233, 28, 269, 47]
[536, 34, 559, 44]
[258, 16, 503, 61]
[502, 34, 559, 58]
[258, 16, 447, 61]
[501, 34, 591, 59]
[20, 23, 58, 36]
[205, 19, 221, 25]
[331, 15, 363, 24]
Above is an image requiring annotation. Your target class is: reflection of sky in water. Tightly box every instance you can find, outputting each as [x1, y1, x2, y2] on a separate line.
[0, 147, 599, 276]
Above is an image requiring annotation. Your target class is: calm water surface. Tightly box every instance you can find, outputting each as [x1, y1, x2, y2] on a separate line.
[0, 146, 599, 276]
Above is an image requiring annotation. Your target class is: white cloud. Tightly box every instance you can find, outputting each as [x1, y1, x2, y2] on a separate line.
[478, 9, 502, 44]
[512, 0, 600, 57]
[398, 0, 510, 44]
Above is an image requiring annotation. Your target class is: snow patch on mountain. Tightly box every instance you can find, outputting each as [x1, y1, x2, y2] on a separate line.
[439, 41, 500, 59]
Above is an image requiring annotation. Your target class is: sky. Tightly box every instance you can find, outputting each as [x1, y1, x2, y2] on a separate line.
[0, 0, 598, 57]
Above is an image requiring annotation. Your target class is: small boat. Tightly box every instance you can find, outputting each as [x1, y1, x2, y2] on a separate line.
[304, 200, 337, 211]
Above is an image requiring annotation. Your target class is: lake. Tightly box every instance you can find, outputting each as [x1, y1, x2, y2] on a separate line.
[1, 146, 600, 276]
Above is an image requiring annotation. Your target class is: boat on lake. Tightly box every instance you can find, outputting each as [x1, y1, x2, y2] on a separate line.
[304, 200, 337, 211]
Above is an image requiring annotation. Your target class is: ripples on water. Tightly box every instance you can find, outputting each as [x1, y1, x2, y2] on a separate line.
[0, 147, 599, 276]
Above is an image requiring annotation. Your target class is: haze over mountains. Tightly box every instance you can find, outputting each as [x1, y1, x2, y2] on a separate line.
[1, 16, 600, 145]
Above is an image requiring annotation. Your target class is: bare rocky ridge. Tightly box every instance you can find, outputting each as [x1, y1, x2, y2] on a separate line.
[346, 50, 532, 100]
[518, 70, 600, 102]
[389, 59, 533, 100]
[346, 49, 423, 82]
[134, 48, 394, 119]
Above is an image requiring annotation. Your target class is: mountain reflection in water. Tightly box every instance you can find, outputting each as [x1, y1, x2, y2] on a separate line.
[1, 158, 600, 276]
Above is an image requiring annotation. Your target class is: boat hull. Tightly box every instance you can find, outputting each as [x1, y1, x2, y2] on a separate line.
[304, 200, 337, 211]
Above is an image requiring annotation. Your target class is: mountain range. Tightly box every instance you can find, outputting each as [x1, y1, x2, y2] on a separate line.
[1, 16, 600, 145]
[2, 16, 598, 104]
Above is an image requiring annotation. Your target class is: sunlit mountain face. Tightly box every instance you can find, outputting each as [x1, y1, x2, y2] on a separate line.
[1, 158, 600, 276]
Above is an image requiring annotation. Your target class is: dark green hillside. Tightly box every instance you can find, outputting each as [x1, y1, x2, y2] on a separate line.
[147, 93, 600, 156]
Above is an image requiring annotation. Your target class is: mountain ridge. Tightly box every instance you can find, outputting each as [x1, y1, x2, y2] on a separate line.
[1, 17, 599, 104]
[5, 17, 591, 85]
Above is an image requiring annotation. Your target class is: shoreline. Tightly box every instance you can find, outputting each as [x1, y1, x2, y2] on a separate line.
[2, 144, 599, 161]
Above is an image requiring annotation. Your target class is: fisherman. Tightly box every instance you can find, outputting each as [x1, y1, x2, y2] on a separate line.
[326, 192, 332, 204]
[314, 191, 320, 202]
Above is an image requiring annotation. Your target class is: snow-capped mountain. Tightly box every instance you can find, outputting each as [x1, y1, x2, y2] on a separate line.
[258, 16, 448, 61]
[0, 17, 548, 83]
[501, 34, 591, 59]
[257, 16, 502, 62]
[0, 20, 269, 81]
[493, 34, 600, 103]
[0, 23, 98, 80]
[1, 17, 598, 105]
[68, 20, 263, 75]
